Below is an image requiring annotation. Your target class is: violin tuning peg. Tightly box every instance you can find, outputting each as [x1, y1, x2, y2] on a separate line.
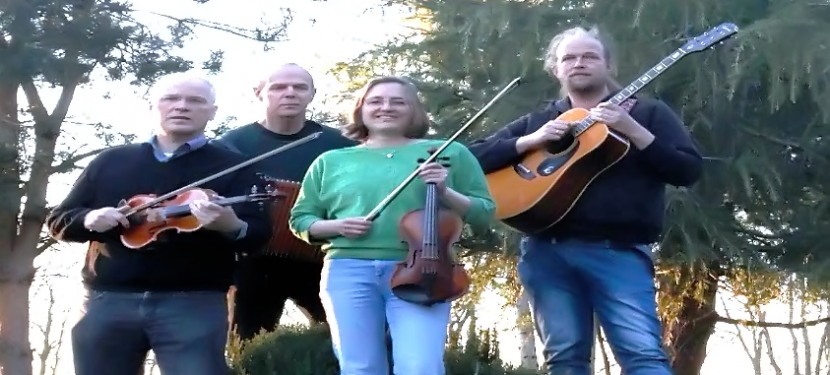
[417, 158, 426, 163]
[441, 163, 451, 168]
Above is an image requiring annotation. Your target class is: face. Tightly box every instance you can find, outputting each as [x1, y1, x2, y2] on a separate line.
[360, 82, 414, 135]
[151, 79, 217, 137]
[552, 35, 610, 94]
[259, 66, 315, 117]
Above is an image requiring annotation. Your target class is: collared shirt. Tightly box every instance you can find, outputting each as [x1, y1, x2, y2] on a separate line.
[144, 134, 248, 239]
[147, 134, 209, 162]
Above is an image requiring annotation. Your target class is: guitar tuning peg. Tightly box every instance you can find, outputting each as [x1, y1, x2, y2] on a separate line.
[250, 185, 258, 194]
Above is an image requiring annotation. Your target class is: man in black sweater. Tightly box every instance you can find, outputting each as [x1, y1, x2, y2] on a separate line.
[468, 27, 702, 375]
[215, 63, 356, 340]
[46, 73, 271, 375]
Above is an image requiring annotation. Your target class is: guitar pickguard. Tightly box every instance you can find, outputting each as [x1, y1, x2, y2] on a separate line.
[537, 138, 579, 177]
[511, 136, 580, 179]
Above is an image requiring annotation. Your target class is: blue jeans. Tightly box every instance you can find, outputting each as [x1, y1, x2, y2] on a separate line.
[518, 237, 672, 375]
[71, 290, 230, 375]
[320, 258, 451, 375]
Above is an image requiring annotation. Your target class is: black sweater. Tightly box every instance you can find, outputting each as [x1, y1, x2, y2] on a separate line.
[468, 94, 703, 244]
[214, 120, 357, 182]
[45, 142, 272, 292]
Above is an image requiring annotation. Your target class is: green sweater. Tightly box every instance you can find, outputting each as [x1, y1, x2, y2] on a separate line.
[289, 139, 495, 261]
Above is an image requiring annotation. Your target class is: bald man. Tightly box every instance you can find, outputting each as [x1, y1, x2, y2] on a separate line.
[46, 72, 272, 375]
[215, 63, 356, 340]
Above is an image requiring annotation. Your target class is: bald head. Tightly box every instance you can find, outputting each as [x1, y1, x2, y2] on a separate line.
[256, 63, 316, 118]
[254, 63, 315, 96]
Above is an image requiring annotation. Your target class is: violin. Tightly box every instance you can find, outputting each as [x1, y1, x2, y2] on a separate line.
[118, 186, 283, 249]
[390, 151, 470, 306]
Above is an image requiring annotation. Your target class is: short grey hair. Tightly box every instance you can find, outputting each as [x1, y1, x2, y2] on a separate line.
[149, 71, 217, 104]
[542, 25, 615, 77]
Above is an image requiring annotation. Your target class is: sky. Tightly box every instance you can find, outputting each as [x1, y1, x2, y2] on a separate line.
[23, 0, 830, 374]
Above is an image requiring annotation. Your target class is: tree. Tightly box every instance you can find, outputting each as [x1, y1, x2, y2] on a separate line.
[0, 1, 290, 373]
[329, 0, 830, 373]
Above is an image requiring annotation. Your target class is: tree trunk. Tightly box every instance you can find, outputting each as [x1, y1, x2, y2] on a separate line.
[0, 243, 36, 375]
[0, 72, 32, 375]
[661, 263, 719, 375]
[516, 288, 537, 370]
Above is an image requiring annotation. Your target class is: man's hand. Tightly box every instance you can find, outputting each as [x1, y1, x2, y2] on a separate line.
[83, 207, 129, 232]
[189, 200, 244, 233]
[516, 119, 575, 153]
[590, 102, 655, 148]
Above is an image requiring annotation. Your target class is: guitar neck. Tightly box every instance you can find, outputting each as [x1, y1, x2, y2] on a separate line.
[572, 47, 688, 134]
[607, 48, 688, 105]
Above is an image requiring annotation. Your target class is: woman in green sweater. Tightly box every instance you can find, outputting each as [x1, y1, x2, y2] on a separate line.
[289, 76, 495, 375]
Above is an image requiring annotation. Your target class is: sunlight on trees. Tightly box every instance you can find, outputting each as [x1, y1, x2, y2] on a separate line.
[0, 1, 291, 373]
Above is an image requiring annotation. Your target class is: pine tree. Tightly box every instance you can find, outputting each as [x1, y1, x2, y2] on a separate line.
[330, 0, 830, 373]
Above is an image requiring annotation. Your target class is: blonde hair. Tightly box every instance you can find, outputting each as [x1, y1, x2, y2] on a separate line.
[341, 76, 431, 142]
[542, 26, 621, 95]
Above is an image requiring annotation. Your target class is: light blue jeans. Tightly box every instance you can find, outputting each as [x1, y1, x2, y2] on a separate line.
[320, 258, 451, 375]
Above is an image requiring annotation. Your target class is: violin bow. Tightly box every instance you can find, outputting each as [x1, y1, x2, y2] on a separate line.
[121, 131, 323, 217]
[364, 77, 522, 222]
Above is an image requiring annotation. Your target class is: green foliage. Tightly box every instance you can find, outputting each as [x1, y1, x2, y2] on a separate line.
[0, 0, 291, 250]
[331, 0, 830, 283]
[229, 324, 538, 375]
[328, 0, 830, 371]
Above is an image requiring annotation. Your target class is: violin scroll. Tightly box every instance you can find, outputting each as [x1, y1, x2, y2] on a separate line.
[417, 147, 451, 169]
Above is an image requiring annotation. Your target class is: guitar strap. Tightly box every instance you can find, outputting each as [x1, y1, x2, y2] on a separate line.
[618, 98, 638, 113]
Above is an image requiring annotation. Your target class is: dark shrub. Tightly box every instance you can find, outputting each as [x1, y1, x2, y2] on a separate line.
[229, 324, 538, 375]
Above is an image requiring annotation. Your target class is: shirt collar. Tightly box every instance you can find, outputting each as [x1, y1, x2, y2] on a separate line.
[146, 134, 208, 161]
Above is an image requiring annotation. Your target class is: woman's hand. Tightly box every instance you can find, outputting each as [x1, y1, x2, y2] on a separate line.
[417, 162, 449, 193]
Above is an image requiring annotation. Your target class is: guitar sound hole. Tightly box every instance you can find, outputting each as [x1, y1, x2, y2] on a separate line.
[537, 136, 579, 177]
[546, 135, 575, 154]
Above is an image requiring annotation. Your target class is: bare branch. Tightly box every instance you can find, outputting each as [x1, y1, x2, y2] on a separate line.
[717, 314, 830, 329]
[50, 147, 110, 175]
[36, 238, 56, 254]
[144, 10, 290, 43]
[760, 327, 783, 375]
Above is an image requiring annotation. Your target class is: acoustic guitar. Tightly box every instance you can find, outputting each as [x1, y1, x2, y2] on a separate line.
[487, 22, 739, 234]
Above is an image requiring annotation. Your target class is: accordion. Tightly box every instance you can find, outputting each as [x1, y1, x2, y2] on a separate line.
[260, 177, 324, 263]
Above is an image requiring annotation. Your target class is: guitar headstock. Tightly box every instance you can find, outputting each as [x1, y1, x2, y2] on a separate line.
[679, 22, 739, 54]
